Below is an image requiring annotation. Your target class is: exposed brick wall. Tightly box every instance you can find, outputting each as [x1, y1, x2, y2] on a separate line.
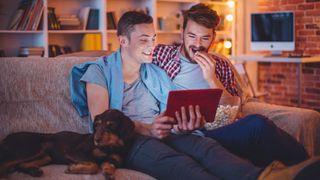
[257, 0, 320, 111]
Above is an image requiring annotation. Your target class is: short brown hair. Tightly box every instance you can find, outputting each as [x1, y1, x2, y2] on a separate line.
[182, 3, 220, 30]
[117, 11, 153, 40]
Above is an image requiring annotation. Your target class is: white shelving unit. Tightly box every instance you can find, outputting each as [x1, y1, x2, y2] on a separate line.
[0, 0, 236, 57]
[201, 0, 236, 55]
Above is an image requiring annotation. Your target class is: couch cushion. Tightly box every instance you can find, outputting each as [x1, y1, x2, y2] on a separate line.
[7, 165, 155, 180]
[0, 57, 97, 140]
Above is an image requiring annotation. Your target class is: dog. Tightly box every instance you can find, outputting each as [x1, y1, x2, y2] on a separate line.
[0, 109, 135, 179]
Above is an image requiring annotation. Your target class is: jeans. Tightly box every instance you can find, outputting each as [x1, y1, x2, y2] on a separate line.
[126, 134, 261, 180]
[202, 114, 309, 167]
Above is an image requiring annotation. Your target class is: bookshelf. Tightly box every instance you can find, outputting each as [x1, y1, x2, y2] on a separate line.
[0, 0, 236, 57]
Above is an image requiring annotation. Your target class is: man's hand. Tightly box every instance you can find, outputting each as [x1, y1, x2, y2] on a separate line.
[193, 51, 232, 96]
[173, 105, 205, 134]
[151, 113, 176, 139]
[193, 51, 218, 85]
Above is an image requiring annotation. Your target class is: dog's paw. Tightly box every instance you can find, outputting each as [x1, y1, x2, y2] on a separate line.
[101, 162, 116, 178]
[65, 162, 99, 174]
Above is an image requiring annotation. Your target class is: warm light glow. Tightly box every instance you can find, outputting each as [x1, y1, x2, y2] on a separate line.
[227, 1, 235, 8]
[224, 40, 232, 49]
[226, 14, 234, 22]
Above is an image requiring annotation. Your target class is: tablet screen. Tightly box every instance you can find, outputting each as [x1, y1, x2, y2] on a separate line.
[164, 89, 223, 122]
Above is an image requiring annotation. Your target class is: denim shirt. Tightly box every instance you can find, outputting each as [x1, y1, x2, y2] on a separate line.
[69, 49, 175, 117]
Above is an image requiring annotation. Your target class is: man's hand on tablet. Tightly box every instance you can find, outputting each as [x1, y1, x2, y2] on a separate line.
[151, 113, 176, 139]
[173, 105, 206, 134]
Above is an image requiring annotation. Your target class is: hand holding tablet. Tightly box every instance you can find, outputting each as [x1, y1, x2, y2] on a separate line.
[164, 89, 223, 123]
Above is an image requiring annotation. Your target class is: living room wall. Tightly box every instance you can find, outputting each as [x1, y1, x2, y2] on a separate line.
[257, 0, 320, 111]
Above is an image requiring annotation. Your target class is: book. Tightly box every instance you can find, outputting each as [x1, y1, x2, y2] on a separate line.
[8, 2, 26, 30]
[51, 7, 60, 30]
[24, 0, 38, 30]
[47, 7, 56, 30]
[86, 9, 99, 30]
[48, 7, 60, 30]
[21, 0, 37, 30]
[47, 7, 55, 30]
[59, 15, 80, 26]
[16, 0, 34, 30]
[31, 1, 44, 30]
[19, 47, 44, 57]
[48, 45, 62, 57]
[107, 12, 116, 30]
[78, 7, 90, 30]
[27, 0, 43, 30]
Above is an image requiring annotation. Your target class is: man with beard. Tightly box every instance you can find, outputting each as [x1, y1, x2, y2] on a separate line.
[70, 9, 320, 180]
[152, 3, 309, 167]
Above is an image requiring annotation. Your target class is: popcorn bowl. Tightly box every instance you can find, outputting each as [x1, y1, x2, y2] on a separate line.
[204, 96, 241, 130]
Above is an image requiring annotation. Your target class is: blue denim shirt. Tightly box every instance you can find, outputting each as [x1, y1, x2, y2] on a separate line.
[69, 49, 175, 117]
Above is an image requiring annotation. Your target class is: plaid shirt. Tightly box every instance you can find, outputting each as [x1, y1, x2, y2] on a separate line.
[152, 44, 239, 96]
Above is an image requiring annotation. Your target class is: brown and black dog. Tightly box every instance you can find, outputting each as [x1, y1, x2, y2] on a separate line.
[0, 109, 135, 179]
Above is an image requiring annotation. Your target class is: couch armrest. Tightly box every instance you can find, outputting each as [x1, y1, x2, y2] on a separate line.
[241, 99, 320, 156]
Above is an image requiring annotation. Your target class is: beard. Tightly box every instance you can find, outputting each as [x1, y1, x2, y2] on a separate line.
[182, 45, 208, 64]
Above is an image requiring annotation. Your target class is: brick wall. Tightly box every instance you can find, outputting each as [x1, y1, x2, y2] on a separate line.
[257, 0, 320, 111]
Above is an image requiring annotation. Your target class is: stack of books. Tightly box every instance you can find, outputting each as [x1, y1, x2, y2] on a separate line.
[19, 47, 44, 57]
[8, 0, 44, 30]
[58, 15, 81, 30]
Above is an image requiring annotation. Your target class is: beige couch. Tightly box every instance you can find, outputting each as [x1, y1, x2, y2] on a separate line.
[0, 57, 155, 179]
[0, 55, 319, 179]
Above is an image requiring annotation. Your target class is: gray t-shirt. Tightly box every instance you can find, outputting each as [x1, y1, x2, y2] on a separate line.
[173, 54, 212, 89]
[80, 64, 160, 124]
[122, 79, 160, 124]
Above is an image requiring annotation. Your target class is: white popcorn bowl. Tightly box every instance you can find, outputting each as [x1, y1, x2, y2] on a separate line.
[204, 96, 241, 130]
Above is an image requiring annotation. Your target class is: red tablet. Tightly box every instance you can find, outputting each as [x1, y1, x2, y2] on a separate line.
[164, 89, 223, 122]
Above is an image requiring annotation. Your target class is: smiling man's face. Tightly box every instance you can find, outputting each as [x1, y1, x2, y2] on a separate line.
[127, 23, 156, 64]
[181, 20, 214, 63]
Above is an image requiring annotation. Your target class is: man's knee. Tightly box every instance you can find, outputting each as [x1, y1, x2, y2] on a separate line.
[193, 137, 222, 153]
[244, 114, 274, 127]
[240, 114, 281, 135]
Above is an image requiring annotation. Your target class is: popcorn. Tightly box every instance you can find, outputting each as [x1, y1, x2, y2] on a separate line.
[204, 105, 239, 130]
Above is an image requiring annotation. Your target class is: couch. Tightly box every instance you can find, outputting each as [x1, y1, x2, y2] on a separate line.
[0, 55, 319, 179]
[0, 57, 155, 180]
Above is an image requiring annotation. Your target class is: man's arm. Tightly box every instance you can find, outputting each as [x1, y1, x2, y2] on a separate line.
[86, 83, 109, 121]
[193, 51, 232, 97]
[152, 44, 181, 79]
[210, 53, 240, 96]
